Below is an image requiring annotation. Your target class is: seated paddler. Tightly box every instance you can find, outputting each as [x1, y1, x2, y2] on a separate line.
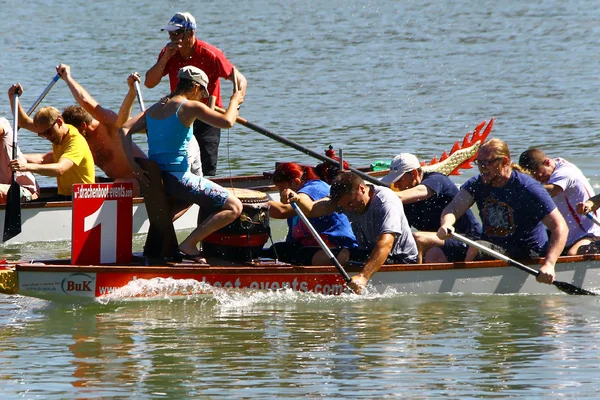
[283, 171, 418, 294]
[8, 84, 95, 200]
[119, 65, 244, 263]
[268, 162, 357, 265]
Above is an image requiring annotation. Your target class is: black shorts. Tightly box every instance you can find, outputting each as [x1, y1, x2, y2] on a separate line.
[349, 248, 417, 265]
[193, 120, 221, 176]
[269, 242, 345, 266]
[439, 237, 470, 262]
[473, 240, 545, 261]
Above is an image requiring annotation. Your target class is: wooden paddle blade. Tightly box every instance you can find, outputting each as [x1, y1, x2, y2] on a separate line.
[3, 182, 22, 242]
[553, 280, 597, 296]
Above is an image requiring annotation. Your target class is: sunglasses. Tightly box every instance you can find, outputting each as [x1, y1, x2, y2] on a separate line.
[39, 119, 58, 137]
[475, 157, 503, 168]
[168, 29, 185, 38]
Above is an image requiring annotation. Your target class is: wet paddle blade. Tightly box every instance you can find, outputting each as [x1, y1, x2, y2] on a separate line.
[553, 280, 597, 296]
[3, 182, 22, 242]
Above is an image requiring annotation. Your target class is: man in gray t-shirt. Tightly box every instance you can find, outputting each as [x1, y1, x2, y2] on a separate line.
[284, 172, 418, 294]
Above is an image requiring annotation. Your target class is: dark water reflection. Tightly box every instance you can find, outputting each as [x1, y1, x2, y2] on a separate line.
[1, 293, 599, 398]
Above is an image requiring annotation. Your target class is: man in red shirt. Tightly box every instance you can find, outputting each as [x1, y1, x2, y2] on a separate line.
[145, 12, 247, 176]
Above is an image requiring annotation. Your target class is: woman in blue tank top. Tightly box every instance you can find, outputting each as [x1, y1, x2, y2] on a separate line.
[120, 66, 244, 263]
[268, 162, 358, 265]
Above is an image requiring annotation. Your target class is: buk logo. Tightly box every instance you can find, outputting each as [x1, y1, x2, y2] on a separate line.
[61, 273, 95, 294]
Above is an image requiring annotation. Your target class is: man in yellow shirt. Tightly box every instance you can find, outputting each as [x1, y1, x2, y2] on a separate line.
[8, 84, 95, 199]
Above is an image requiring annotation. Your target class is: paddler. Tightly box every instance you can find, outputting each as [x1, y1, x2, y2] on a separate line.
[120, 66, 244, 263]
[0, 117, 39, 203]
[438, 138, 568, 284]
[283, 171, 418, 294]
[145, 11, 247, 177]
[8, 84, 95, 200]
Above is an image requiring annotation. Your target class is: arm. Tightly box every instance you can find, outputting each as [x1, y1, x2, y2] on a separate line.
[349, 233, 396, 293]
[183, 91, 244, 129]
[145, 46, 179, 88]
[269, 192, 313, 219]
[397, 184, 433, 204]
[8, 84, 35, 132]
[537, 208, 568, 284]
[11, 156, 74, 177]
[115, 73, 141, 128]
[543, 183, 563, 198]
[437, 189, 475, 239]
[119, 113, 148, 184]
[282, 188, 337, 218]
[576, 193, 600, 214]
[57, 64, 118, 127]
[25, 152, 53, 164]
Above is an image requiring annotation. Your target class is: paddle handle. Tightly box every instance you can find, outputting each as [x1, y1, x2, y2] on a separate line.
[451, 231, 540, 277]
[133, 81, 146, 112]
[26, 74, 60, 116]
[290, 202, 352, 283]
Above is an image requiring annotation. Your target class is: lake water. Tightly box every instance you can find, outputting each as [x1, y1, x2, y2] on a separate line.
[2, 0, 600, 398]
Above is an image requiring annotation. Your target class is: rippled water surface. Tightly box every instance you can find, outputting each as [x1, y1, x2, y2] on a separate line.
[3, 0, 600, 397]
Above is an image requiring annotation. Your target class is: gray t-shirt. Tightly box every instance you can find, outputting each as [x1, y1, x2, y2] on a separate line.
[344, 186, 418, 262]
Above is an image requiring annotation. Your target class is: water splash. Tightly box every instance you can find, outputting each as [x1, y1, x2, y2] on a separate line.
[96, 277, 404, 307]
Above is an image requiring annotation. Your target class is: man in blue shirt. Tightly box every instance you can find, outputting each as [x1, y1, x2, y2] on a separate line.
[438, 138, 568, 285]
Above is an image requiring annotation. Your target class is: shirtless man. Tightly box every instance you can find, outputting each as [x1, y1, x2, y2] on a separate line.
[56, 64, 146, 194]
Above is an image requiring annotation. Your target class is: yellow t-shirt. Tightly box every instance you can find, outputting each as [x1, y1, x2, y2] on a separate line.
[53, 125, 95, 196]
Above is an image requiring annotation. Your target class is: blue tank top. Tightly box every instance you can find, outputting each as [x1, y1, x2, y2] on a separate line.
[146, 100, 193, 172]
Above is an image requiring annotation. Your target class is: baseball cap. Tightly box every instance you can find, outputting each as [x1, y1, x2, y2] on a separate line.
[177, 66, 209, 91]
[161, 12, 197, 31]
[380, 153, 421, 185]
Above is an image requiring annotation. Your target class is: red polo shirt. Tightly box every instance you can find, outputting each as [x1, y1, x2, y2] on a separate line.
[159, 38, 234, 108]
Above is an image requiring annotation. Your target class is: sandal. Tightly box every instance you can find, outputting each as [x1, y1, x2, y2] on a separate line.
[177, 251, 208, 265]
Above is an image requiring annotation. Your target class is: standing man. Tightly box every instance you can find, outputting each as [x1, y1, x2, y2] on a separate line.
[437, 138, 568, 285]
[8, 84, 95, 199]
[518, 148, 600, 255]
[145, 12, 247, 176]
[381, 153, 481, 263]
[284, 172, 418, 294]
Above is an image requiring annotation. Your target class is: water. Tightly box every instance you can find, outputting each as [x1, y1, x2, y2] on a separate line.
[2, 0, 600, 397]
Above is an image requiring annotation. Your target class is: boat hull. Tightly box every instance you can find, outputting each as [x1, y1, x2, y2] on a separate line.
[0, 174, 277, 244]
[6, 255, 600, 300]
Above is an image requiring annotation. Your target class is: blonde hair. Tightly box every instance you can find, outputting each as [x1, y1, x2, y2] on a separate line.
[33, 106, 60, 126]
[479, 138, 525, 173]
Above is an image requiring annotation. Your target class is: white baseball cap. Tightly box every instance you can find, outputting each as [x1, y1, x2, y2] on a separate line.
[380, 153, 421, 185]
[162, 12, 197, 32]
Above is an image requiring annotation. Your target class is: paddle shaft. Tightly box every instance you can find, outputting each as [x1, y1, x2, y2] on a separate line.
[214, 106, 388, 188]
[3, 94, 22, 242]
[133, 81, 146, 112]
[451, 232, 540, 276]
[585, 212, 600, 228]
[451, 231, 595, 295]
[26, 74, 60, 116]
[290, 202, 352, 283]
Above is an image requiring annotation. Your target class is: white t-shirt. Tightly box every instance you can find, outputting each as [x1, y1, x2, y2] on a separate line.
[549, 158, 600, 245]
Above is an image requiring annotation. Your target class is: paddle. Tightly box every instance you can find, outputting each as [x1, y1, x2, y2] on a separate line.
[451, 231, 596, 295]
[290, 201, 353, 286]
[585, 212, 600, 228]
[3, 94, 22, 242]
[26, 74, 60, 116]
[214, 106, 388, 188]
